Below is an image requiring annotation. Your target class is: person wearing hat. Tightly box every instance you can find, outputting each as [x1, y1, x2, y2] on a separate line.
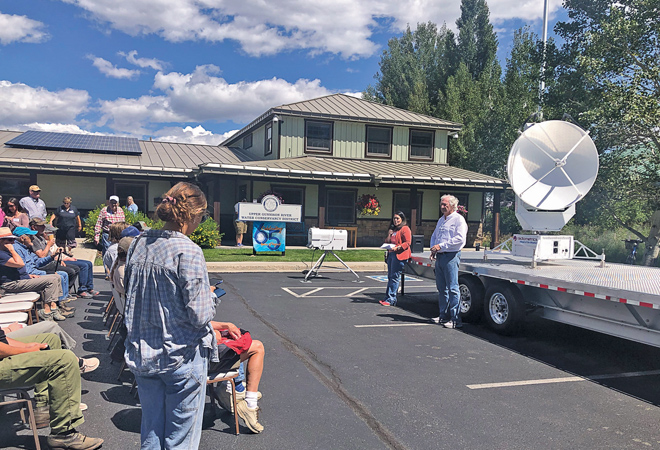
[94, 195, 125, 254]
[0, 227, 65, 321]
[29, 219, 80, 299]
[19, 185, 47, 221]
[13, 227, 75, 319]
[102, 222, 130, 278]
[110, 236, 134, 297]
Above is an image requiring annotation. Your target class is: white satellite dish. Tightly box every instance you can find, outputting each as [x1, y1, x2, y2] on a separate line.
[508, 120, 599, 211]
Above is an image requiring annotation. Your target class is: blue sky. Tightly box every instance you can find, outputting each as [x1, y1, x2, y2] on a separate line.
[0, 0, 566, 145]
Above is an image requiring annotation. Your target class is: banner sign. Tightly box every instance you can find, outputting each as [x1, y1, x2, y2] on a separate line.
[252, 222, 286, 252]
[238, 195, 301, 223]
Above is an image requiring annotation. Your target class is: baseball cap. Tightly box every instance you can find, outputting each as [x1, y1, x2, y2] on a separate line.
[29, 185, 41, 192]
[45, 225, 58, 234]
[29, 217, 46, 226]
[0, 227, 17, 239]
[118, 236, 134, 253]
[13, 227, 37, 237]
[120, 226, 140, 238]
[109, 195, 119, 203]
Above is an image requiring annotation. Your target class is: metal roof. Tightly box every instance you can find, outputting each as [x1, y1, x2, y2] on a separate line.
[0, 130, 256, 177]
[222, 94, 462, 147]
[200, 155, 508, 189]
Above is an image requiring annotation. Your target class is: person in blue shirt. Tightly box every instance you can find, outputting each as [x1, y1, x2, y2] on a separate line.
[126, 196, 138, 214]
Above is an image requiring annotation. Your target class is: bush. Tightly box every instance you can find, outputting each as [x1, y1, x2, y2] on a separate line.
[561, 224, 638, 264]
[83, 205, 163, 243]
[189, 218, 223, 248]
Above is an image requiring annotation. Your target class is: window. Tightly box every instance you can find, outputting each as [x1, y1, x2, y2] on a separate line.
[273, 185, 304, 210]
[326, 189, 356, 225]
[114, 181, 148, 212]
[265, 124, 272, 156]
[243, 134, 253, 149]
[393, 191, 423, 226]
[305, 120, 333, 153]
[409, 129, 434, 160]
[366, 126, 392, 157]
[0, 175, 31, 203]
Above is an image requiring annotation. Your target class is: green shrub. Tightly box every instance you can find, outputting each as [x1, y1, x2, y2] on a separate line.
[83, 205, 163, 243]
[562, 224, 638, 264]
[190, 218, 224, 248]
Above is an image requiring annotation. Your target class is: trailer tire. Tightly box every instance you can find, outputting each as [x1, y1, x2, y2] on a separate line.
[459, 275, 484, 323]
[484, 283, 524, 335]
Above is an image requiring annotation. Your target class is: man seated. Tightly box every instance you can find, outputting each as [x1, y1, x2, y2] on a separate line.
[0, 227, 65, 321]
[0, 330, 104, 449]
[29, 218, 79, 298]
[13, 227, 75, 318]
[209, 320, 265, 434]
[1, 321, 100, 374]
[103, 222, 131, 278]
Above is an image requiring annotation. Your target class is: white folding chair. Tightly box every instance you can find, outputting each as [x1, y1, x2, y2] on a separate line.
[0, 312, 29, 327]
[207, 370, 240, 435]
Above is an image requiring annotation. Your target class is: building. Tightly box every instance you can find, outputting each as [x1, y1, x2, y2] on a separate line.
[0, 94, 508, 246]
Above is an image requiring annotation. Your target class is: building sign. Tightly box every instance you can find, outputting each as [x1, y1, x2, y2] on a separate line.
[252, 221, 286, 252]
[238, 195, 302, 223]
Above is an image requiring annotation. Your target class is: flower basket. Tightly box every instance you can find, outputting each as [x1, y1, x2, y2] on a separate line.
[457, 205, 468, 218]
[356, 194, 381, 217]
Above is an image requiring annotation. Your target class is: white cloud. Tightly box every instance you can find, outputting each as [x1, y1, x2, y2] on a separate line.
[87, 55, 141, 79]
[9, 122, 105, 135]
[99, 65, 332, 134]
[153, 125, 237, 145]
[0, 12, 48, 45]
[0, 80, 89, 128]
[61, 0, 564, 58]
[118, 50, 165, 71]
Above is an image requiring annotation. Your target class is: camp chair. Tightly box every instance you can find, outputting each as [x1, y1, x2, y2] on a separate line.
[0, 387, 41, 450]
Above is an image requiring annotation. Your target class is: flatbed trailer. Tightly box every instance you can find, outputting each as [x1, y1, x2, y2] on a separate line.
[405, 250, 660, 347]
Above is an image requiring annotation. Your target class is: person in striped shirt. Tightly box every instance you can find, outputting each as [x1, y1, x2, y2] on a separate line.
[94, 195, 125, 254]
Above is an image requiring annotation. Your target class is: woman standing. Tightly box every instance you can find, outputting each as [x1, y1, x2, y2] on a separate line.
[3, 197, 29, 231]
[123, 182, 219, 450]
[380, 211, 412, 307]
[50, 196, 82, 253]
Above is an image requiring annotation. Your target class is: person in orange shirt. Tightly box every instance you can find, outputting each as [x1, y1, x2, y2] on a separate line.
[380, 211, 412, 307]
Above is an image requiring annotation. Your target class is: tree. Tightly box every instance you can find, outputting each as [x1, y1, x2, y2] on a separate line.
[551, 0, 660, 265]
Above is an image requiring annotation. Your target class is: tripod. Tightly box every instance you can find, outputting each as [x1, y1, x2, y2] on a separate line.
[303, 249, 361, 283]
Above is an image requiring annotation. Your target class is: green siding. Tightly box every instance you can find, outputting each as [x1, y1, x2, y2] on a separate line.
[334, 121, 364, 158]
[280, 117, 305, 158]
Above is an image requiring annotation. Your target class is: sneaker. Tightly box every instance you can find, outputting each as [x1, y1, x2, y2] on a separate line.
[67, 294, 78, 301]
[38, 309, 54, 321]
[60, 309, 76, 319]
[235, 400, 264, 434]
[217, 387, 262, 413]
[89, 290, 100, 296]
[431, 316, 450, 325]
[379, 300, 391, 306]
[46, 431, 104, 450]
[79, 357, 100, 374]
[80, 403, 88, 411]
[442, 321, 462, 329]
[34, 405, 49, 429]
[52, 309, 67, 321]
[78, 291, 94, 299]
[60, 304, 76, 313]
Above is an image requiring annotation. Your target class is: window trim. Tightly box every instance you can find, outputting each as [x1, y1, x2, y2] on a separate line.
[392, 190, 423, 226]
[365, 125, 393, 159]
[272, 184, 306, 218]
[264, 124, 272, 156]
[243, 133, 253, 149]
[408, 128, 435, 161]
[304, 119, 334, 154]
[325, 188, 357, 226]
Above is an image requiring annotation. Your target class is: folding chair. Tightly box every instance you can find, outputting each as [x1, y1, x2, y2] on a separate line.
[0, 311, 29, 328]
[207, 370, 240, 435]
[0, 387, 41, 450]
[0, 302, 37, 325]
[107, 288, 125, 349]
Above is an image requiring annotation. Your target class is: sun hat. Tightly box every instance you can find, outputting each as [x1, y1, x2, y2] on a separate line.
[0, 227, 17, 239]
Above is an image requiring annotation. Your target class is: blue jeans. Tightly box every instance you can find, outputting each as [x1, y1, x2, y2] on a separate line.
[66, 260, 94, 292]
[386, 252, 405, 305]
[101, 232, 111, 255]
[56, 271, 69, 301]
[135, 345, 208, 450]
[435, 251, 461, 325]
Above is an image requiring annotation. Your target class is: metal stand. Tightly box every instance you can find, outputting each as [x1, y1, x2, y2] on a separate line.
[303, 250, 361, 283]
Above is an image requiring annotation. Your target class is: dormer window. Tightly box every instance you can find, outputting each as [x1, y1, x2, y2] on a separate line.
[305, 120, 333, 153]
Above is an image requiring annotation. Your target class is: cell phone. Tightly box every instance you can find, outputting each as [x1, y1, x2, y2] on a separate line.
[214, 280, 224, 288]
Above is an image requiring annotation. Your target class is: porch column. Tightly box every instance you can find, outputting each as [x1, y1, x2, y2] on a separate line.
[492, 191, 501, 249]
[318, 183, 326, 228]
[409, 187, 418, 234]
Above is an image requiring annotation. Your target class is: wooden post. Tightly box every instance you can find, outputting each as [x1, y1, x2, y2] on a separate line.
[410, 187, 418, 234]
[492, 191, 501, 249]
[213, 201, 221, 225]
[318, 184, 326, 228]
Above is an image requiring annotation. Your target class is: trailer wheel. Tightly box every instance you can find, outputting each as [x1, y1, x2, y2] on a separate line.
[459, 275, 484, 323]
[484, 283, 524, 335]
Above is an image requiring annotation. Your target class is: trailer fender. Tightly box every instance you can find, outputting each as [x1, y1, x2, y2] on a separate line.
[484, 282, 525, 335]
[459, 275, 485, 323]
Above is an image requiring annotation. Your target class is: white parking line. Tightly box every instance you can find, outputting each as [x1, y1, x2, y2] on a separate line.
[466, 368, 660, 390]
[300, 288, 324, 297]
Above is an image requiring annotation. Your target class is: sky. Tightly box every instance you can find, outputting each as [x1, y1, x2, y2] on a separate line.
[0, 0, 567, 145]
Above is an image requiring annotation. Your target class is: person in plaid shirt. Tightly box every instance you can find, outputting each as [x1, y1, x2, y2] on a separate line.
[94, 195, 125, 254]
[123, 182, 221, 449]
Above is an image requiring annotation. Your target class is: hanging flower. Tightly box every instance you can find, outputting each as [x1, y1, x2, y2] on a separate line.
[356, 194, 381, 216]
[457, 205, 468, 217]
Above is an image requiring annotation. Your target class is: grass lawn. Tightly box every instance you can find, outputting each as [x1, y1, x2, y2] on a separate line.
[203, 247, 386, 262]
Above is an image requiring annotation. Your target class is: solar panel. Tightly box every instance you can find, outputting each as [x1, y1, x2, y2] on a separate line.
[5, 131, 142, 155]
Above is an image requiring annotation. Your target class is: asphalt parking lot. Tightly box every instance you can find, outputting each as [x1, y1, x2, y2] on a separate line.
[4, 270, 660, 449]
